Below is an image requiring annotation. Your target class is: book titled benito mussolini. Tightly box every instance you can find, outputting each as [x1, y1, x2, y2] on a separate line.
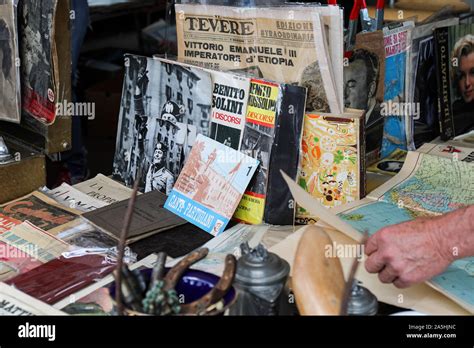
[165, 135, 259, 236]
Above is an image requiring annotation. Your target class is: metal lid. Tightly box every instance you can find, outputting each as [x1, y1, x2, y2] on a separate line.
[347, 282, 378, 316]
[235, 243, 290, 286]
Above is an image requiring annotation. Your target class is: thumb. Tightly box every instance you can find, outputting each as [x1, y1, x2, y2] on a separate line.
[365, 234, 378, 256]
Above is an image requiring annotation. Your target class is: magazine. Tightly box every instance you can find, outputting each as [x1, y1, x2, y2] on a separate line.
[175, 3, 343, 113]
[74, 174, 138, 205]
[113, 54, 213, 193]
[381, 21, 415, 159]
[165, 134, 259, 236]
[435, 23, 474, 140]
[0, 0, 21, 123]
[45, 183, 108, 213]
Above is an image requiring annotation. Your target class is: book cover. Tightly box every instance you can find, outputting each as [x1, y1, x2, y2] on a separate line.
[83, 190, 187, 244]
[381, 22, 414, 159]
[263, 83, 306, 225]
[444, 23, 474, 139]
[234, 79, 279, 225]
[435, 26, 452, 140]
[209, 71, 250, 150]
[296, 110, 366, 224]
[0, 0, 21, 123]
[164, 134, 259, 236]
[113, 54, 213, 194]
[345, 30, 385, 163]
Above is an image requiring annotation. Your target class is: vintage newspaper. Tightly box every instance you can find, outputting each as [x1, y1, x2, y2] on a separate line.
[0, 282, 66, 315]
[74, 174, 138, 204]
[0, 0, 21, 123]
[283, 150, 474, 313]
[0, 221, 70, 264]
[176, 4, 343, 113]
[45, 183, 108, 213]
[0, 191, 79, 232]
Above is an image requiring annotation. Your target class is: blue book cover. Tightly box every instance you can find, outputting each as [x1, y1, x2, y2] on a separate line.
[381, 22, 414, 158]
[164, 135, 259, 236]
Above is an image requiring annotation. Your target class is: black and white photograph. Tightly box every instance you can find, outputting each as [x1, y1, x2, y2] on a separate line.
[18, 0, 56, 124]
[0, 0, 21, 123]
[113, 55, 212, 194]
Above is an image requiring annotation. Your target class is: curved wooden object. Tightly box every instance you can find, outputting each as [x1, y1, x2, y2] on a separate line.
[292, 226, 346, 315]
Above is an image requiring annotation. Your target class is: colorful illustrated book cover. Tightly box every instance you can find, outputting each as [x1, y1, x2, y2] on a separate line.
[296, 110, 366, 224]
[234, 79, 279, 225]
[165, 135, 259, 236]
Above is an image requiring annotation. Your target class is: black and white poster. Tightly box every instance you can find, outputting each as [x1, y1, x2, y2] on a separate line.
[0, 0, 21, 123]
[113, 55, 213, 194]
[19, 0, 57, 124]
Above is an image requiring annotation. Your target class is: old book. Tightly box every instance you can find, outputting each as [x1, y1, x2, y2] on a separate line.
[296, 109, 366, 224]
[209, 71, 250, 150]
[0, 191, 79, 232]
[345, 30, 385, 163]
[0, 0, 21, 123]
[0, 282, 65, 315]
[83, 190, 187, 244]
[113, 54, 213, 194]
[74, 174, 137, 205]
[381, 21, 415, 159]
[234, 79, 279, 225]
[175, 3, 343, 113]
[164, 134, 259, 236]
[435, 23, 474, 140]
[45, 183, 108, 213]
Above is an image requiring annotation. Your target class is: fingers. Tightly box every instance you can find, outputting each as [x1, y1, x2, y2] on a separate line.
[365, 234, 378, 256]
[377, 265, 398, 284]
[365, 250, 385, 274]
[393, 278, 410, 289]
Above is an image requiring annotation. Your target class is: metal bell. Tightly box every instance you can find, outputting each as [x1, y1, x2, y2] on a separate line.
[0, 136, 13, 164]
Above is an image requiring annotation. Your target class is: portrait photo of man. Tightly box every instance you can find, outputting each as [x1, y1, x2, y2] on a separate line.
[344, 49, 384, 156]
[451, 33, 474, 136]
[145, 142, 175, 195]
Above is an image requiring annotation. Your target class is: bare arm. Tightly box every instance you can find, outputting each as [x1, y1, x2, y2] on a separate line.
[364, 205, 474, 288]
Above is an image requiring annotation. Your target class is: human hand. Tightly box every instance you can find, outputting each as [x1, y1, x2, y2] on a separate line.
[364, 217, 454, 288]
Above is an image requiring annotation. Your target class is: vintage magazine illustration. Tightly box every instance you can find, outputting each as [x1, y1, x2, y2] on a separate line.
[209, 71, 250, 150]
[0, 0, 21, 123]
[296, 110, 365, 224]
[0, 282, 65, 315]
[234, 79, 278, 225]
[175, 3, 343, 113]
[19, 0, 57, 124]
[0, 191, 79, 231]
[164, 135, 259, 236]
[113, 54, 213, 194]
[380, 22, 414, 159]
[345, 30, 385, 162]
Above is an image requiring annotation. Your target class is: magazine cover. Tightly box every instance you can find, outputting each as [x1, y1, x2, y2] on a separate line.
[165, 135, 259, 236]
[0, 0, 21, 123]
[234, 79, 278, 224]
[18, 0, 57, 124]
[209, 71, 250, 150]
[296, 110, 365, 224]
[406, 19, 458, 148]
[344, 30, 385, 163]
[175, 3, 343, 113]
[438, 23, 474, 139]
[380, 21, 414, 159]
[113, 54, 213, 193]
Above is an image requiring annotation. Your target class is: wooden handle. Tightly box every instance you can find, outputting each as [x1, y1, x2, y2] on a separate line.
[292, 226, 346, 315]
